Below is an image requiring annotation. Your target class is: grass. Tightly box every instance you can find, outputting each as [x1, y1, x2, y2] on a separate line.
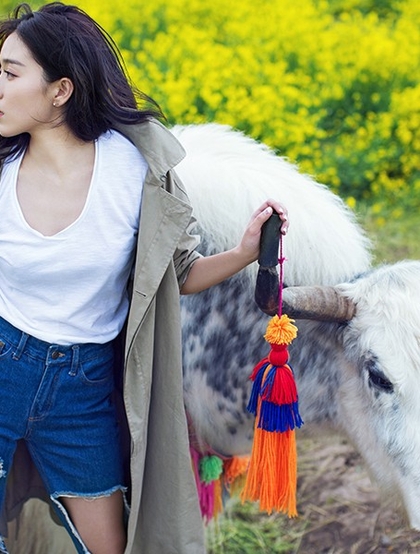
[206, 500, 303, 554]
[361, 209, 420, 264]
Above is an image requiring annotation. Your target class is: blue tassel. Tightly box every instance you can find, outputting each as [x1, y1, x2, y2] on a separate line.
[246, 361, 269, 415]
[258, 400, 303, 432]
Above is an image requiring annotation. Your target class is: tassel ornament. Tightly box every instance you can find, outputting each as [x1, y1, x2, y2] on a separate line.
[241, 313, 303, 516]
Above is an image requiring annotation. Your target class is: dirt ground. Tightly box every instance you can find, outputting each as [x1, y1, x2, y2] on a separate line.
[291, 428, 420, 554]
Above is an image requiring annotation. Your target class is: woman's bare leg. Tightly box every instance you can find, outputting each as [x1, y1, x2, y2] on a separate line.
[60, 490, 126, 554]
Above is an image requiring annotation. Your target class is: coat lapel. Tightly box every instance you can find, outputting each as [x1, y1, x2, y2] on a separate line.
[115, 121, 193, 354]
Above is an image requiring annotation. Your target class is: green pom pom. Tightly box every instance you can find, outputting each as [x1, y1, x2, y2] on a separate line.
[199, 455, 223, 484]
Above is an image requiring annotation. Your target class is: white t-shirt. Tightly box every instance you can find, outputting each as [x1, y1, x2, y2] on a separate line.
[0, 130, 148, 345]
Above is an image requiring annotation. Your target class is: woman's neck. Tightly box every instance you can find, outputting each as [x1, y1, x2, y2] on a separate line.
[25, 126, 95, 178]
[17, 126, 97, 236]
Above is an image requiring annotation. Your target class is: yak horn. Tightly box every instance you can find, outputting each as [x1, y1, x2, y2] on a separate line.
[281, 286, 356, 322]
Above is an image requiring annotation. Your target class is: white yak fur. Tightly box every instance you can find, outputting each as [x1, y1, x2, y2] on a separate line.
[172, 123, 372, 285]
[337, 261, 420, 528]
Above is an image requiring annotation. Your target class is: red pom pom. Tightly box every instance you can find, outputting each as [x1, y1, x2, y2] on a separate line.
[268, 344, 289, 366]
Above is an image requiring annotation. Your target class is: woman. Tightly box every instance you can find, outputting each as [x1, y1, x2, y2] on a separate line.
[0, 3, 288, 553]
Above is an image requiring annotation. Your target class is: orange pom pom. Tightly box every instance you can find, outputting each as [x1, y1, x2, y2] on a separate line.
[264, 314, 298, 345]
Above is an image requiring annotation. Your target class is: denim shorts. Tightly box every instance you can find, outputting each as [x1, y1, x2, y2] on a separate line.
[0, 316, 125, 553]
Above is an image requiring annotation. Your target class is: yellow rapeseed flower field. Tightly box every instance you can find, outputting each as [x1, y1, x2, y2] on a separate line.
[3, 0, 420, 218]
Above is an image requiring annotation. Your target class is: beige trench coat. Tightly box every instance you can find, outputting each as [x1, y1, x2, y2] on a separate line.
[2, 119, 207, 553]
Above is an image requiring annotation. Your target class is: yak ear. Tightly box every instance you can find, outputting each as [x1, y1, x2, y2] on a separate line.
[280, 286, 356, 322]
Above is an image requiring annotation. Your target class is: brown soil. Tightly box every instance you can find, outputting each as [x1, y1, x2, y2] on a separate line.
[291, 429, 420, 554]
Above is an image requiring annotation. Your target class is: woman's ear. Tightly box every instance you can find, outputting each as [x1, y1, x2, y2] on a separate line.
[52, 77, 74, 108]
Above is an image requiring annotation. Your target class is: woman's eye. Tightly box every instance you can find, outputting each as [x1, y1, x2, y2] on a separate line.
[0, 69, 15, 79]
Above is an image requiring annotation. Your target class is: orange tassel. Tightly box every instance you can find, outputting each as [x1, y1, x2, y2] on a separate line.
[224, 456, 250, 486]
[241, 314, 302, 517]
[213, 478, 224, 518]
[241, 403, 298, 515]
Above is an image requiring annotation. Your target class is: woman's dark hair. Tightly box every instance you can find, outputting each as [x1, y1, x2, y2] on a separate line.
[0, 2, 164, 159]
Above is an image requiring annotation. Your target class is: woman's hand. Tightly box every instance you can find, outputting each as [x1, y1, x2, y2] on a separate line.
[181, 199, 288, 294]
[235, 199, 289, 265]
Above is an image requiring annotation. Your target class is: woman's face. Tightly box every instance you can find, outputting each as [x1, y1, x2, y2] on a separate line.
[0, 32, 58, 137]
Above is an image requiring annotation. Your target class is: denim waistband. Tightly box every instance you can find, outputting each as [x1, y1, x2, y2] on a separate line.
[0, 316, 113, 365]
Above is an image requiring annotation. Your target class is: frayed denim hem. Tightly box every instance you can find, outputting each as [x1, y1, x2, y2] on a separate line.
[51, 485, 128, 554]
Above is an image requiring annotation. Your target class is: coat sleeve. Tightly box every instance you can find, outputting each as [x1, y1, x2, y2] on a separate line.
[165, 169, 203, 289]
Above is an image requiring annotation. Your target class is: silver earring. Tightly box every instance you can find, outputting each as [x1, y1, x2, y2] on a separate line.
[53, 102, 58, 107]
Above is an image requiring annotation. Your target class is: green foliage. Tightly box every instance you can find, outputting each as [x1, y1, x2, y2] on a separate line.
[73, 0, 420, 220]
[362, 207, 420, 263]
[0, 1, 21, 15]
[2, 0, 419, 227]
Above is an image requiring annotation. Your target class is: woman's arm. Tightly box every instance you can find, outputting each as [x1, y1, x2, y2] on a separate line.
[180, 199, 288, 295]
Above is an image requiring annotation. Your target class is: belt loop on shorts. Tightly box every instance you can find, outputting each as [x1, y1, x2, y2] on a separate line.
[69, 345, 80, 376]
[12, 332, 29, 361]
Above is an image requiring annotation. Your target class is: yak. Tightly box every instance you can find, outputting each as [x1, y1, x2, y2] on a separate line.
[4, 123, 420, 552]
